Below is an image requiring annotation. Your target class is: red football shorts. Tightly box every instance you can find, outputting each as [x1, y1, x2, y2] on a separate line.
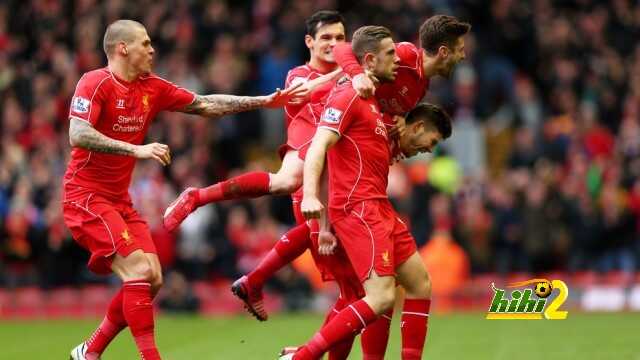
[307, 220, 366, 301]
[331, 199, 417, 283]
[63, 193, 156, 275]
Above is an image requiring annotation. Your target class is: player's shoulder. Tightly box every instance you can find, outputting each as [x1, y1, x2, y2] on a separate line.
[139, 72, 173, 85]
[396, 42, 421, 68]
[286, 64, 314, 84]
[327, 79, 358, 103]
[77, 68, 111, 88]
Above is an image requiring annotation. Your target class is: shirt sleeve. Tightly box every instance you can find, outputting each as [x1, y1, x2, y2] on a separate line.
[69, 74, 106, 126]
[284, 67, 312, 124]
[155, 77, 196, 112]
[395, 42, 421, 70]
[285, 67, 311, 88]
[333, 42, 364, 77]
[318, 88, 359, 135]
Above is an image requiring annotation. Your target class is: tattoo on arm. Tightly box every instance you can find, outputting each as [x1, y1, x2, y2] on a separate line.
[179, 94, 269, 117]
[69, 118, 137, 156]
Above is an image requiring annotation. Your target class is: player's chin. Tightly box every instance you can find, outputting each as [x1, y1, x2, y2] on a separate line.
[323, 55, 336, 63]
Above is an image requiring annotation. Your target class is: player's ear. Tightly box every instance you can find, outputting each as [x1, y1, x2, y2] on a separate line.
[304, 34, 314, 50]
[438, 45, 449, 59]
[363, 52, 376, 70]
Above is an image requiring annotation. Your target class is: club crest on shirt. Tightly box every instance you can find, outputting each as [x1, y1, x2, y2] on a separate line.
[71, 96, 90, 113]
[381, 250, 391, 267]
[322, 107, 343, 124]
[121, 229, 133, 246]
[142, 94, 150, 112]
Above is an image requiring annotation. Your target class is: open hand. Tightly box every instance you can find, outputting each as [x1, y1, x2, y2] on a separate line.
[388, 115, 406, 139]
[265, 82, 306, 108]
[352, 72, 376, 98]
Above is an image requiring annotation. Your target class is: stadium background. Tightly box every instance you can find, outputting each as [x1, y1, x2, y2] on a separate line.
[1, 0, 640, 358]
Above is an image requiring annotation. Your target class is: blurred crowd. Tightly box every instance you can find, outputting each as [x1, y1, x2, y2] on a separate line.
[1, 0, 640, 307]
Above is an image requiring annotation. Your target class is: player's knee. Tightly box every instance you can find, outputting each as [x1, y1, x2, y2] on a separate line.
[128, 258, 154, 282]
[151, 271, 163, 294]
[376, 287, 396, 313]
[270, 172, 302, 194]
[367, 286, 395, 314]
[406, 272, 431, 299]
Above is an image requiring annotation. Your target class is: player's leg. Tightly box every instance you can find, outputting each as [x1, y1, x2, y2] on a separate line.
[111, 250, 162, 360]
[291, 273, 395, 360]
[64, 199, 132, 360]
[163, 150, 303, 231]
[145, 253, 163, 297]
[232, 220, 312, 321]
[360, 308, 393, 360]
[395, 252, 432, 360]
[76, 287, 127, 360]
[81, 254, 162, 360]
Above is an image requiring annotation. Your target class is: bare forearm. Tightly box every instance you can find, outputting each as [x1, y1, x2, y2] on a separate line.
[305, 69, 342, 91]
[180, 94, 269, 118]
[303, 142, 327, 199]
[69, 119, 136, 155]
[319, 168, 331, 232]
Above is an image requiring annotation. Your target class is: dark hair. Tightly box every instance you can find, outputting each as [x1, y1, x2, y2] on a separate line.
[406, 103, 452, 139]
[419, 15, 471, 55]
[351, 25, 392, 63]
[305, 10, 345, 38]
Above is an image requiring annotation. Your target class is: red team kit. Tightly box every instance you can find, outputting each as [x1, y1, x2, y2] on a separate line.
[63, 68, 194, 274]
[62, 13, 449, 359]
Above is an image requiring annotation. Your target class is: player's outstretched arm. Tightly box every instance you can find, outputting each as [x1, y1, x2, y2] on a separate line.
[301, 128, 339, 220]
[179, 83, 305, 118]
[69, 118, 171, 165]
[291, 69, 343, 103]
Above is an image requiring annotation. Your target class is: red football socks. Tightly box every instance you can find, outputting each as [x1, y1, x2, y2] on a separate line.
[323, 297, 354, 360]
[400, 299, 431, 360]
[328, 336, 355, 360]
[361, 309, 393, 359]
[246, 222, 311, 288]
[85, 288, 127, 357]
[294, 299, 377, 360]
[197, 172, 270, 205]
[122, 280, 161, 360]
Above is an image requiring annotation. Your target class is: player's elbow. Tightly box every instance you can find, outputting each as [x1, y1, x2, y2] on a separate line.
[68, 119, 87, 147]
[69, 132, 79, 147]
[68, 130, 85, 148]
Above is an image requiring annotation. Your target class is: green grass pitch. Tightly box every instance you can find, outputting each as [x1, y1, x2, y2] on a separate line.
[2, 312, 638, 359]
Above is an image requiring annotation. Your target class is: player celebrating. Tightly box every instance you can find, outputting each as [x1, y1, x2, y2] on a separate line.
[64, 20, 302, 360]
[277, 102, 452, 360]
[164, 14, 470, 229]
[163, 10, 346, 231]
[288, 25, 451, 360]
[224, 12, 470, 320]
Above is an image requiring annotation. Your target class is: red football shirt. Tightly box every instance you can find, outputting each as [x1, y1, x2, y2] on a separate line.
[333, 41, 429, 115]
[63, 68, 195, 200]
[318, 80, 390, 220]
[284, 64, 331, 129]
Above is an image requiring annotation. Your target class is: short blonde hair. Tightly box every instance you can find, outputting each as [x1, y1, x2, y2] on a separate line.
[103, 20, 146, 57]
